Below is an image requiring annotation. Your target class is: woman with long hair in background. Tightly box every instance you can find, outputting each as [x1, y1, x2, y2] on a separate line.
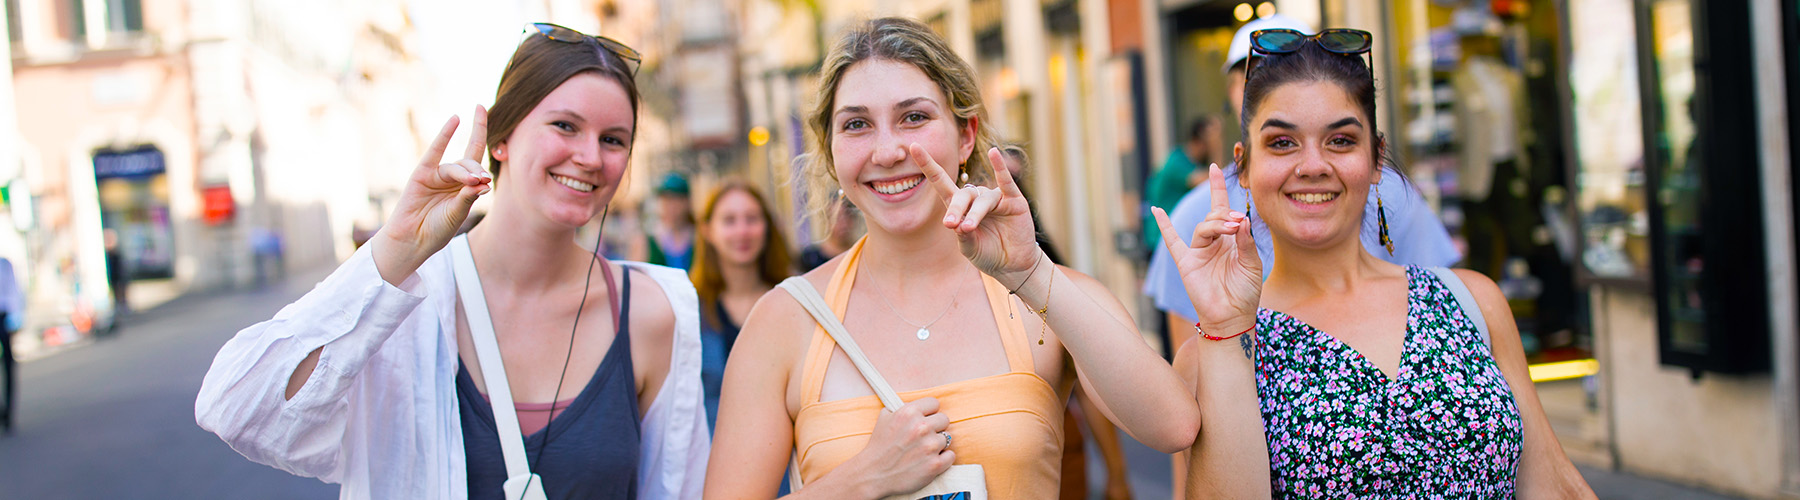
[690, 181, 793, 430]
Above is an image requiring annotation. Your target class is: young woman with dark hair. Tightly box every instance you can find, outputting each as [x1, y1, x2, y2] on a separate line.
[1162, 30, 1593, 498]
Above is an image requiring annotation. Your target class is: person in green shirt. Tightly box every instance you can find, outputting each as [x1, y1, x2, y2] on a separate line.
[1144, 116, 1221, 247]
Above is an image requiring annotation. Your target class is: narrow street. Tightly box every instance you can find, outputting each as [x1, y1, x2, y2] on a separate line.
[0, 268, 336, 500]
[0, 263, 1762, 499]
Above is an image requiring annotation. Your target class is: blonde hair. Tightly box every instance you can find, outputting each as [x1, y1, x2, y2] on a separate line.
[802, 17, 1001, 224]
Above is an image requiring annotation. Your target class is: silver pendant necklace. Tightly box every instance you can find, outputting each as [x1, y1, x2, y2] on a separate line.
[868, 268, 969, 341]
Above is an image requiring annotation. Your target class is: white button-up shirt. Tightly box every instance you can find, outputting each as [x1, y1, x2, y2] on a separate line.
[196, 243, 708, 499]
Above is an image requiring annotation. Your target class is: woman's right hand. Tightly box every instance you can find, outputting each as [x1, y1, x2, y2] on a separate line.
[372, 107, 494, 285]
[844, 397, 954, 498]
[1151, 164, 1263, 336]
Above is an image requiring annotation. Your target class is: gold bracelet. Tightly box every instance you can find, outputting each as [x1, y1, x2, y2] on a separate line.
[1034, 267, 1055, 345]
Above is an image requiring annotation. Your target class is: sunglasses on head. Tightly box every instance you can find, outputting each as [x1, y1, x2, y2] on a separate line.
[530, 22, 642, 76]
[1249, 28, 1372, 56]
[1243, 28, 1374, 86]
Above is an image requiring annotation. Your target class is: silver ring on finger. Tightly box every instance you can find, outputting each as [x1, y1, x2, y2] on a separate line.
[963, 183, 976, 189]
[940, 431, 952, 448]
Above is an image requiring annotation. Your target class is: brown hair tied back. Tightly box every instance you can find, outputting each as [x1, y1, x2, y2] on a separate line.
[801, 17, 1002, 225]
[485, 33, 642, 176]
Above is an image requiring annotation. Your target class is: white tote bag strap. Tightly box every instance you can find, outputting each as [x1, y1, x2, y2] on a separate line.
[1426, 266, 1490, 350]
[777, 276, 902, 491]
[450, 235, 547, 500]
[777, 277, 906, 411]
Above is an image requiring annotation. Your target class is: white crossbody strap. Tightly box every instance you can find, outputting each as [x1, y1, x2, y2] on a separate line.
[1426, 266, 1491, 350]
[450, 236, 546, 499]
[777, 277, 905, 411]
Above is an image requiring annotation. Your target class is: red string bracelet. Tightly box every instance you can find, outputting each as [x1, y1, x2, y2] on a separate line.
[1196, 323, 1254, 341]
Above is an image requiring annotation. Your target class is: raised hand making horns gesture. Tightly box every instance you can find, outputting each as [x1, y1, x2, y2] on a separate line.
[914, 143, 1042, 289]
[372, 106, 495, 285]
[1152, 164, 1264, 339]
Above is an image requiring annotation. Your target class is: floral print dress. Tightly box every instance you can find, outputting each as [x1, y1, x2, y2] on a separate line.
[1255, 266, 1524, 498]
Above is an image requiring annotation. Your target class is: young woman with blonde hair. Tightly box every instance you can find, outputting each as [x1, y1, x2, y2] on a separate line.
[704, 17, 1197, 499]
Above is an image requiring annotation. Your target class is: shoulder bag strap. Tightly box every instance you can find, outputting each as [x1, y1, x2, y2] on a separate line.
[450, 235, 545, 496]
[777, 277, 906, 411]
[776, 276, 910, 491]
[1426, 266, 1491, 350]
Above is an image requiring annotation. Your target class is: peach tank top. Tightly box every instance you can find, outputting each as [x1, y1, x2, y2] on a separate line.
[792, 238, 1064, 498]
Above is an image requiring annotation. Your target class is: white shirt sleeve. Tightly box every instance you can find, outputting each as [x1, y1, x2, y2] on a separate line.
[194, 243, 429, 482]
[628, 262, 711, 500]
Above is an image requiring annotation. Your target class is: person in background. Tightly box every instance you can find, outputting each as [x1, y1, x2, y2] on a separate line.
[1143, 116, 1222, 249]
[690, 181, 793, 430]
[796, 197, 857, 273]
[102, 229, 128, 316]
[648, 172, 697, 270]
[0, 256, 20, 434]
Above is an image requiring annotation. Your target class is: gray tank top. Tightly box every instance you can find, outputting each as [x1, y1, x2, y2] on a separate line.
[457, 268, 641, 499]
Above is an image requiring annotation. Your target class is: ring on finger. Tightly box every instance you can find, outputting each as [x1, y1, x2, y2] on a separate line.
[963, 183, 976, 189]
[940, 431, 952, 448]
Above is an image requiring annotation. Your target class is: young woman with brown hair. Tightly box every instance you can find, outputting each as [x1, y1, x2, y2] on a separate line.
[196, 24, 708, 499]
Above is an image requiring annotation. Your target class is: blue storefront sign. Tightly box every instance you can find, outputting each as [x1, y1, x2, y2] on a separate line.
[93, 147, 165, 179]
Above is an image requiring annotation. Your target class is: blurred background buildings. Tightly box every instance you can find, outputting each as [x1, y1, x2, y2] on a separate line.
[2, 0, 1798, 497]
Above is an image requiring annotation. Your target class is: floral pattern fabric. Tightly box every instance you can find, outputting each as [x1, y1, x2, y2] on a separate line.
[1255, 266, 1523, 498]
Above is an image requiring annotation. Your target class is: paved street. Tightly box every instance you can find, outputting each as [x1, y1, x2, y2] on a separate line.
[0, 268, 337, 500]
[0, 265, 1765, 499]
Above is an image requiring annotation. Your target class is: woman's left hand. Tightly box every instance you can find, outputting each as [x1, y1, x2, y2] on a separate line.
[917, 144, 1041, 288]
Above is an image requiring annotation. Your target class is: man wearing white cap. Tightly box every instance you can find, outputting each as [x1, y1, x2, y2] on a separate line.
[1144, 14, 1460, 352]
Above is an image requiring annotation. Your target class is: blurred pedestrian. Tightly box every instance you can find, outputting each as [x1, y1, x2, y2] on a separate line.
[705, 17, 1197, 497]
[249, 225, 286, 287]
[102, 228, 128, 316]
[1144, 116, 1221, 250]
[796, 197, 857, 273]
[0, 256, 20, 434]
[689, 181, 792, 431]
[196, 23, 708, 499]
[647, 172, 696, 270]
[1159, 28, 1593, 497]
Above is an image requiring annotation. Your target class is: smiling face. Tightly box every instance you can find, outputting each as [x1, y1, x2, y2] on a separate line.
[1238, 80, 1378, 249]
[491, 72, 634, 229]
[828, 58, 975, 235]
[703, 188, 769, 267]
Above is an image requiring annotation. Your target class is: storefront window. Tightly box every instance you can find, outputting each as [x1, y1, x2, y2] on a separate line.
[1384, 0, 1587, 361]
[1642, 0, 1704, 350]
[1568, 0, 1649, 281]
[94, 146, 176, 280]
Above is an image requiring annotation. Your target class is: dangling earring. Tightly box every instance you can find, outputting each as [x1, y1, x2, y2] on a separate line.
[836, 188, 844, 198]
[1375, 184, 1394, 256]
[1245, 199, 1253, 238]
[958, 163, 969, 185]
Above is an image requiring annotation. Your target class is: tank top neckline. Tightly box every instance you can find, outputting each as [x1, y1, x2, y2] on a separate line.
[456, 268, 637, 441]
[798, 236, 1052, 410]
